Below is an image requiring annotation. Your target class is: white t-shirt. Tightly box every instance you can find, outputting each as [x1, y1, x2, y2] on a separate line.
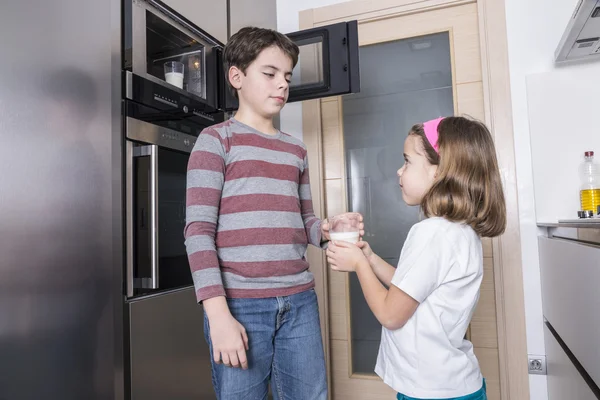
[374, 217, 484, 398]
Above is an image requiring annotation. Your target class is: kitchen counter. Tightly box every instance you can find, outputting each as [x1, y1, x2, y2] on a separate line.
[538, 220, 600, 229]
[538, 221, 600, 245]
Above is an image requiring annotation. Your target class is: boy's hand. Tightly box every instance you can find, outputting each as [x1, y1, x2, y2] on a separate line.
[321, 219, 331, 241]
[321, 213, 366, 241]
[204, 297, 249, 370]
[357, 240, 374, 262]
[326, 240, 368, 272]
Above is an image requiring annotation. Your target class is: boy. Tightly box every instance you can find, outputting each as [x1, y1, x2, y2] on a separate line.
[184, 27, 360, 399]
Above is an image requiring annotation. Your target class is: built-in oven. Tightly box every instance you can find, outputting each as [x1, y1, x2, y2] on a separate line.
[124, 100, 223, 399]
[124, 101, 214, 297]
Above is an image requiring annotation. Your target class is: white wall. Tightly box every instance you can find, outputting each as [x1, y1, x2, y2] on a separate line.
[276, 0, 349, 140]
[504, 0, 599, 399]
[527, 67, 600, 223]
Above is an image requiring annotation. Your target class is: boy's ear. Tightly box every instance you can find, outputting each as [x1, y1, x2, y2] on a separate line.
[228, 66, 243, 91]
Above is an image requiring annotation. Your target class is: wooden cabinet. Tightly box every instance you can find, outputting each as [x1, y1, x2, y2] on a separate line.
[539, 234, 600, 399]
[229, 0, 277, 37]
[162, 0, 228, 43]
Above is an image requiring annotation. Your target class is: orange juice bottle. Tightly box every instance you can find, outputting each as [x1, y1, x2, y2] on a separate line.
[579, 151, 600, 213]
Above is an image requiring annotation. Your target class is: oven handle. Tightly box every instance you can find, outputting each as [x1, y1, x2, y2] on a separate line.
[126, 141, 134, 297]
[146, 143, 160, 290]
[127, 142, 160, 296]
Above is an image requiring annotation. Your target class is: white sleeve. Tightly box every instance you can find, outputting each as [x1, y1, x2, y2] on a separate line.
[390, 223, 454, 303]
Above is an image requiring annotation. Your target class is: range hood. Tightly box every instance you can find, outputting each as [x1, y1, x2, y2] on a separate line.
[555, 0, 600, 63]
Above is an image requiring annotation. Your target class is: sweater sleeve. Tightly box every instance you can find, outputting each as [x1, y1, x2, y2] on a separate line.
[184, 128, 227, 302]
[299, 154, 323, 248]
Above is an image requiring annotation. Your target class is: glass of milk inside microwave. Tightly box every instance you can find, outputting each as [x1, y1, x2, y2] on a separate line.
[329, 213, 361, 244]
[164, 61, 184, 89]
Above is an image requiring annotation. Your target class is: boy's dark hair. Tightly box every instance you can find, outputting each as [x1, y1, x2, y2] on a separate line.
[224, 27, 299, 96]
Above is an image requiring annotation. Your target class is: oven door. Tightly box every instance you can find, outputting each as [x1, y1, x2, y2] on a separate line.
[125, 116, 199, 299]
[124, 0, 223, 111]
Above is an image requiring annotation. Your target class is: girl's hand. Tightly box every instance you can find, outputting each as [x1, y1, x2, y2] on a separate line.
[326, 240, 368, 272]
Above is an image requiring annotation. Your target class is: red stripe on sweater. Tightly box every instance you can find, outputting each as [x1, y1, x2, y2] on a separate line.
[232, 134, 305, 159]
[220, 194, 300, 214]
[227, 160, 299, 181]
[188, 250, 219, 272]
[186, 187, 222, 207]
[225, 282, 315, 299]
[216, 228, 307, 247]
[188, 151, 225, 172]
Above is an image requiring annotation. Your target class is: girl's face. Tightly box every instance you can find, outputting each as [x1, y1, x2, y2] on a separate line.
[396, 135, 438, 206]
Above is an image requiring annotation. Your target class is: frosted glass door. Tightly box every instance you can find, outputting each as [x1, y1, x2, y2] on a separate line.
[342, 31, 454, 374]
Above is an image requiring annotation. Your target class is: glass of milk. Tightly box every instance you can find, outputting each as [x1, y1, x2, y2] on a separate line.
[329, 213, 361, 244]
[164, 61, 184, 89]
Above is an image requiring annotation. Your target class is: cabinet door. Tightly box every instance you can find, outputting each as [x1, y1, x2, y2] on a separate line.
[229, 0, 277, 37]
[544, 323, 598, 400]
[219, 21, 360, 111]
[129, 287, 214, 399]
[539, 236, 600, 386]
[161, 0, 227, 43]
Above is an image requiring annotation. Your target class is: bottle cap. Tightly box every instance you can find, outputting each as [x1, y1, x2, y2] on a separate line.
[585, 151, 594, 157]
[578, 210, 594, 218]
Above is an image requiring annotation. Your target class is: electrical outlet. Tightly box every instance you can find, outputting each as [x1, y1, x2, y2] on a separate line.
[528, 355, 547, 375]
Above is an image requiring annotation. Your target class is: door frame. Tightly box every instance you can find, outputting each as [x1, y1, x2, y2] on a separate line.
[300, 1, 529, 399]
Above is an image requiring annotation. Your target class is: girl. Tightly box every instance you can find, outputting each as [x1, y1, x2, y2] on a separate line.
[326, 116, 506, 400]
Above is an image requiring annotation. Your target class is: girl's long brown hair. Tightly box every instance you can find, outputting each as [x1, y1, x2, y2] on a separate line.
[410, 116, 507, 238]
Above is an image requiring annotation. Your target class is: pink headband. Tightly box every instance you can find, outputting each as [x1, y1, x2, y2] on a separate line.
[423, 117, 444, 154]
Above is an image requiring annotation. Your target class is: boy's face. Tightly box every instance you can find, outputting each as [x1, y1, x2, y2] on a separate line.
[229, 46, 294, 119]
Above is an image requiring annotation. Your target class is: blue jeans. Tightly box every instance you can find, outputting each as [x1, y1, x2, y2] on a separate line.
[204, 289, 328, 400]
[397, 380, 486, 400]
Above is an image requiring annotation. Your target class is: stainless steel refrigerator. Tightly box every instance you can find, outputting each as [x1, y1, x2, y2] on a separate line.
[0, 0, 124, 399]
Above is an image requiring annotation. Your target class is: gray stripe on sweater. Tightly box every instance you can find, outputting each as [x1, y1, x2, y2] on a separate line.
[279, 133, 307, 149]
[299, 184, 312, 200]
[217, 211, 304, 231]
[191, 131, 225, 156]
[187, 170, 223, 190]
[230, 146, 303, 168]
[218, 244, 306, 262]
[222, 177, 299, 198]
[185, 235, 216, 254]
[308, 218, 321, 246]
[192, 269, 223, 289]
[222, 270, 314, 289]
[186, 205, 219, 224]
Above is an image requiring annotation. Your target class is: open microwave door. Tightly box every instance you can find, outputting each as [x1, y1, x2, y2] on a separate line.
[218, 21, 360, 111]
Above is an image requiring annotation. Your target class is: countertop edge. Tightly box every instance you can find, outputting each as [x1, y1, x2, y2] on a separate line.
[538, 221, 600, 229]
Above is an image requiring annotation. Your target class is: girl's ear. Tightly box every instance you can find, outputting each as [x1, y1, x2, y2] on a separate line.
[429, 164, 439, 180]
